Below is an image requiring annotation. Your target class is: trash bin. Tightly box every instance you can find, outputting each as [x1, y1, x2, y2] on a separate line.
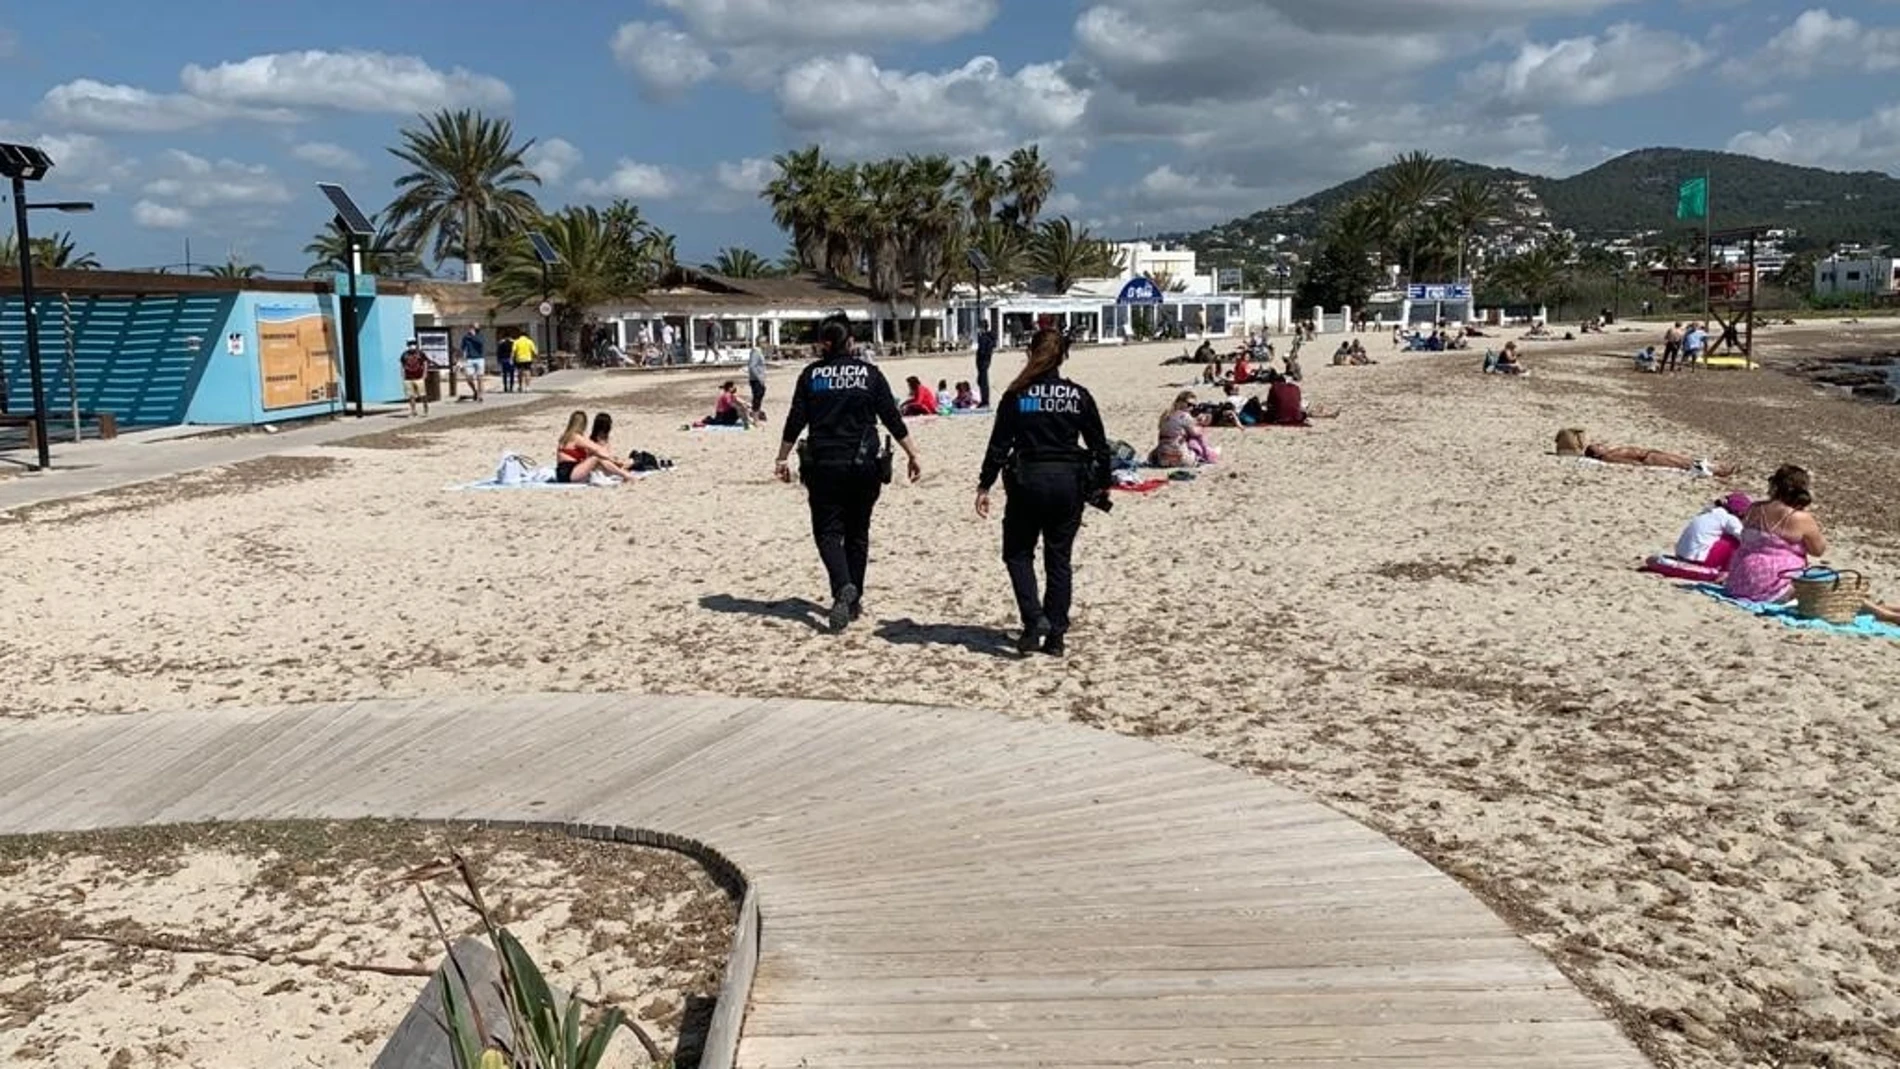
[426, 368, 443, 403]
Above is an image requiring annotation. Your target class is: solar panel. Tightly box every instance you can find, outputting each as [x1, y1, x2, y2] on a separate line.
[0, 143, 53, 180]
[318, 182, 375, 237]
[527, 231, 562, 266]
[965, 249, 990, 274]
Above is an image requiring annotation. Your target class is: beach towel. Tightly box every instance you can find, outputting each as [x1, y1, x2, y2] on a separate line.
[1110, 478, 1167, 494]
[942, 407, 993, 418]
[1641, 555, 1723, 583]
[1569, 456, 1709, 478]
[687, 423, 750, 433]
[1689, 583, 1900, 641]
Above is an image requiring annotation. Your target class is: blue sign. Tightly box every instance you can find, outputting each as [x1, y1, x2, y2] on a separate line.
[1406, 283, 1472, 301]
[1117, 277, 1165, 305]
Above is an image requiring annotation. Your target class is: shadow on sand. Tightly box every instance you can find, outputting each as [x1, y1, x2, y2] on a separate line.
[698, 594, 830, 634]
[873, 618, 1018, 658]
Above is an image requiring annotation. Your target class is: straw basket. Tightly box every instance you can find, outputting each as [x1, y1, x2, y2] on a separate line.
[1785, 568, 1868, 624]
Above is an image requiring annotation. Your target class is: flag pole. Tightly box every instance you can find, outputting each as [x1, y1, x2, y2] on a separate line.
[1703, 170, 1712, 318]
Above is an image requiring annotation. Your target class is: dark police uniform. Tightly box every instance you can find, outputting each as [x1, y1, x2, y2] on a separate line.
[782, 347, 910, 622]
[975, 325, 997, 408]
[978, 370, 1111, 652]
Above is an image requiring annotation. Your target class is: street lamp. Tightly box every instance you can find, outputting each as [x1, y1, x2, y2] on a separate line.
[3, 142, 95, 471]
[317, 182, 375, 417]
[527, 231, 561, 357]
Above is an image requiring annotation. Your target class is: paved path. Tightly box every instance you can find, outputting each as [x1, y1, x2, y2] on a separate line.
[0, 694, 1649, 1068]
[0, 381, 563, 513]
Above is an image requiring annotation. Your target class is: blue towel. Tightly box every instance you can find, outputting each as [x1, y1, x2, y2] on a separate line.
[1690, 583, 1900, 640]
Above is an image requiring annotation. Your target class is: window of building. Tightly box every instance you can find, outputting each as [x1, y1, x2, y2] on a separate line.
[1847, 271, 1863, 281]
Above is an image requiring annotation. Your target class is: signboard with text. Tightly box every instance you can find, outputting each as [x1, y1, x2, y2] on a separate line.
[417, 328, 452, 369]
[1117, 276, 1165, 305]
[1406, 283, 1473, 301]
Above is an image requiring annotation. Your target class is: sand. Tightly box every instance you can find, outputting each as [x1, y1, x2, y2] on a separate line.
[0, 822, 734, 1067]
[2, 326, 1900, 1067]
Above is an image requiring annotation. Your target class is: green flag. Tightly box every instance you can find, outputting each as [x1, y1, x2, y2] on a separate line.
[1676, 177, 1707, 221]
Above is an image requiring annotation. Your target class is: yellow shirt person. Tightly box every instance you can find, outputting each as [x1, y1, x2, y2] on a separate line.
[512, 335, 537, 366]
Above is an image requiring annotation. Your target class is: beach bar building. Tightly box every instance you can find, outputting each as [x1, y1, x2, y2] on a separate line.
[0, 268, 414, 433]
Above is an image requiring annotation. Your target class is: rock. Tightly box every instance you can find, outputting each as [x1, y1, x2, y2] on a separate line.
[1851, 384, 1897, 403]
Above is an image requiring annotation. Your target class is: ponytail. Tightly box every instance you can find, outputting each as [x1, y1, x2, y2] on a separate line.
[1007, 328, 1068, 394]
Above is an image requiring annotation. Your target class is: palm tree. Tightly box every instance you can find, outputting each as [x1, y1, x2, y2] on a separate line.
[385, 108, 542, 276]
[1027, 217, 1119, 295]
[487, 205, 671, 344]
[900, 154, 959, 347]
[1445, 179, 1501, 284]
[203, 259, 264, 280]
[1143, 269, 1189, 294]
[967, 219, 1027, 288]
[958, 155, 1005, 224]
[707, 247, 771, 277]
[1001, 146, 1055, 229]
[8, 230, 101, 270]
[303, 217, 426, 279]
[763, 145, 832, 272]
[847, 159, 908, 299]
[1378, 151, 1453, 281]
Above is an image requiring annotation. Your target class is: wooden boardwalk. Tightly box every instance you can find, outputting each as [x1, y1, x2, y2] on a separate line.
[0, 694, 1649, 1068]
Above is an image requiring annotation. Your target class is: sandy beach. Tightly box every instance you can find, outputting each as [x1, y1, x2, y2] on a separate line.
[3, 324, 1899, 1067]
[0, 822, 734, 1067]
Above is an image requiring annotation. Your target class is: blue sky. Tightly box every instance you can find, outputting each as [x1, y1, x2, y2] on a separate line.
[4, 0, 1899, 277]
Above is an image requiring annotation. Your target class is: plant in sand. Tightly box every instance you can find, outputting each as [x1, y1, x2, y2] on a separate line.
[401, 854, 662, 1069]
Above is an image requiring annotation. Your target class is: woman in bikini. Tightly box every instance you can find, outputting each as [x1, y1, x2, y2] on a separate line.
[1583, 441, 1736, 478]
[554, 410, 636, 484]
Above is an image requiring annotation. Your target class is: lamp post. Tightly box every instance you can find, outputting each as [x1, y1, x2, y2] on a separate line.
[317, 183, 376, 417]
[3, 142, 94, 471]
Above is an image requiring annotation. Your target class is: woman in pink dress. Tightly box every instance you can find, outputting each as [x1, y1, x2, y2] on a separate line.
[1723, 465, 1828, 603]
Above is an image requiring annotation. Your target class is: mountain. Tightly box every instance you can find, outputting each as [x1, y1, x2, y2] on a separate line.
[1170, 149, 1900, 263]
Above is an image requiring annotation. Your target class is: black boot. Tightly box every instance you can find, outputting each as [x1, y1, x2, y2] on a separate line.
[829, 584, 858, 633]
[1016, 617, 1048, 656]
[1042, 632, 1066, 658]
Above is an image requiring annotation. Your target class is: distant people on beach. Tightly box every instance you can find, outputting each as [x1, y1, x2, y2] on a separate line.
[706, 381, 754, 428]
[512, 333, 538, 390]
[1556, 431, 1736, 477]
[1151, 391, 1216, 468]
[901, 375, 940, 417]
[459, 327, 485, 402]
[554, 410, 637, 484]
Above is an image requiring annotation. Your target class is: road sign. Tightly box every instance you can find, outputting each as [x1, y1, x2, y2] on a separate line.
[1406, 283, 1472, 301]
[537, 300, 554, 317]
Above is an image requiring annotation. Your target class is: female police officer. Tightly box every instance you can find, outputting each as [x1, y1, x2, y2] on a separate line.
[775, 316, 921, 632]
[975, 327, 1112, 657]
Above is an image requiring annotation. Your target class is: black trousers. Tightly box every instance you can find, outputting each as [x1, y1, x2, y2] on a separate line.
[749, 376, 766, 414]
[976, 353, 993, 407]
[1002, 463, 1086, 634]
[806, 471, 883, 600]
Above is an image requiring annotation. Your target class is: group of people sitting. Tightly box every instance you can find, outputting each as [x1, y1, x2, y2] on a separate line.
[1394, 326, 1476, 352]
[1147, 379, 1333, 467]
[554, 410, 667, 484]
[1198, 346, 1303, 388]
[1332, 340, 1377, 366]
[1659, 465, 1899, 623]
[900, 376, 982, 416]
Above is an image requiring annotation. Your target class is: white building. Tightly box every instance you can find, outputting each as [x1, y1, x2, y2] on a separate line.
[1814, 257, 1900, 298]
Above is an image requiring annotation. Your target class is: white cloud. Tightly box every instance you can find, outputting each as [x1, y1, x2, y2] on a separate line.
[289, 141, 364, 171]
[777, 54, 1089, 161]
[611, 20, 722, 97]
[142, 150, 292, 210]
[39, 78, 296, 133]
[1727, 104, 1900, 172]
[1752, 8, 1900, 80]
[1463, 23, 1707, 110]
[654, 0, 998, 47]
[576, 160, 678, 199]
[715, 157, 774, 194]
[132, 200, 194, 230]
[180, 50, 512, 113]
[30, 132, 133, 194]
[524, 137, 583, 184]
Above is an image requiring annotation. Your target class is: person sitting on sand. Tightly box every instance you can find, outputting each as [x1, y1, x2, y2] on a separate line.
[1332, 342, 1353, 366]
[1635, 346, 1659, 373]
[936, 379, 955, 411]
[1580, 440, 1736, 477]
[900, 375, 940, 417]
[1151, 391, 1216, 467]
[1675, 492, 1751, 570]
[1725, 466, 1826, 603]
[708, 381, 754, 427]
[1232, 350, 1256, 385]
[953, 381, 980, 409]
[1488, 342, 1526, 375]
[554, 410, 637, 484]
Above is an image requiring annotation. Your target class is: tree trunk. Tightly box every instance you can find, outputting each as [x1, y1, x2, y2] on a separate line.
[910, 270, 924, 350]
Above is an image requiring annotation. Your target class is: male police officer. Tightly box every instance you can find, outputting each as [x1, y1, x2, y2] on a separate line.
[974, 319, 998, 408]
[775, 316, 921, 632]
[975, 328, 1111, 656]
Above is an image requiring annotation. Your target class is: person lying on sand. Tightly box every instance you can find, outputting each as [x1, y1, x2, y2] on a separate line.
[1582, 442, 1737, 478]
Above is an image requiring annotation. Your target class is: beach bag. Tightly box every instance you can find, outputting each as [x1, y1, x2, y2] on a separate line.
[1555, 428, 1586, 456]
[629, 450, 668, 473]
[494, 452, 533, 485]
[1785, 567, 1869, 624]
[1110, 439, 1139, 471]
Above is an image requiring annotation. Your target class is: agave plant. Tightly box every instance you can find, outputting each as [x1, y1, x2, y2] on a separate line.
[406, 854, 655, 1069]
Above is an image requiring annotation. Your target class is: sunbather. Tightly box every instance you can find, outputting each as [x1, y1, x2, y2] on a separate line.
[1583, 441, 1736, 477]
[554, 410, 637, 484]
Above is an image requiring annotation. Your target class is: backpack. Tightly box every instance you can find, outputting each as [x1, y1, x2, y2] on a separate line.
[629, 450, 670, 472]
[1110, 439, 1139, 471]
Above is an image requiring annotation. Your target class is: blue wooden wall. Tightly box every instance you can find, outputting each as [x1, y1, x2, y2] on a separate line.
[0, 291, 233, 427]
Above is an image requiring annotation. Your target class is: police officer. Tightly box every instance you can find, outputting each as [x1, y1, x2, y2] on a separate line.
[974, 319, 997, 408]
[775, 316, 921, 632]
[974, 327, 1111, 657]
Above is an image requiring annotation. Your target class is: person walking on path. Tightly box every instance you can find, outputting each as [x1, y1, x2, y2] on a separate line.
[975, 328, 1112, 657]
[459, 327, 485, 402]
[400, 340, 430, 418]
[498, 333, 518, 393]
[747, 343, 769, 422]
[512, 332, 538, 390]
[975, 321, 997, 408]
[775, 315, 921, 632]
